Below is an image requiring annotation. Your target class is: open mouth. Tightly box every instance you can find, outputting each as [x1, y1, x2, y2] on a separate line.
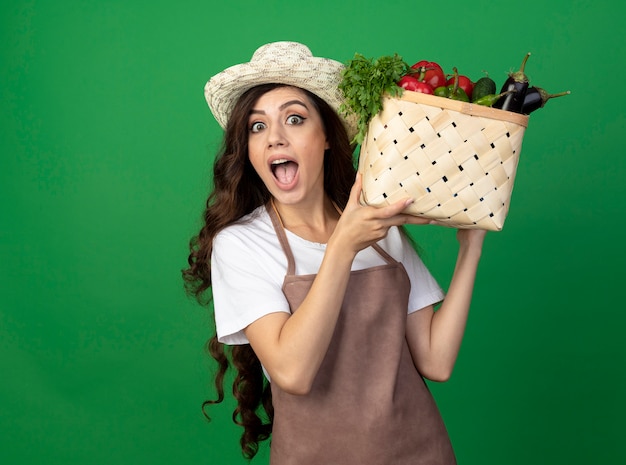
[271, 159, 299, 185]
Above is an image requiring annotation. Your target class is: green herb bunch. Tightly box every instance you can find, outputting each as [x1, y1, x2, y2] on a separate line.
[339, 53, 411, 145]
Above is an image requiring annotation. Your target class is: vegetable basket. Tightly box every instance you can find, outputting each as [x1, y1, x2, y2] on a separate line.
[358, 91, 530, 231]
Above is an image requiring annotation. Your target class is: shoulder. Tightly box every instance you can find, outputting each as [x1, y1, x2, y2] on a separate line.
[215, 206, 273, 244]
[213, 206, 281, 255]
[212, 205, 287, 275]
[211, 206, 291, 344]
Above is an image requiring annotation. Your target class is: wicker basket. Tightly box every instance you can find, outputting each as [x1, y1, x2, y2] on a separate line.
[358, 91, 529, 231]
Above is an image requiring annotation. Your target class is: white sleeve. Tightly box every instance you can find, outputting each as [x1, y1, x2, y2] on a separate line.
[211, 229, 291, 345]
[383, 227, 445, 313]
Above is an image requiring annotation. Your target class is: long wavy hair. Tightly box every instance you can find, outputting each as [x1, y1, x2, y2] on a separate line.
[183, 83, 356, 459]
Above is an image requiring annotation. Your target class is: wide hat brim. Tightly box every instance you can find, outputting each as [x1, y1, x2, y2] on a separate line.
[204, 42, 357, 142]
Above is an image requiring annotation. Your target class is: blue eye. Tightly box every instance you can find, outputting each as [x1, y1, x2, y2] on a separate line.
[250, 121, 265, 133]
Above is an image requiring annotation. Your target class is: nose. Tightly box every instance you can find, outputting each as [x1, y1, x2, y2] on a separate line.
[267, 124, 287, 149]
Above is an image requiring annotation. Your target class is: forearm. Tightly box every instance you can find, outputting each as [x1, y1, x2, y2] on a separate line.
[429, 243, 482, 374]
[244, 239, 356, 394]
[274, 245, 355, 388]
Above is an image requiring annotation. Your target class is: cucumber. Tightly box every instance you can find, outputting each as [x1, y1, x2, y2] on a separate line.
[472, 76, 496, 102]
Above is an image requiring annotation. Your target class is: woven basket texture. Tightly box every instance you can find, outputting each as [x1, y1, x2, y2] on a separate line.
[358, 92, 529, 230]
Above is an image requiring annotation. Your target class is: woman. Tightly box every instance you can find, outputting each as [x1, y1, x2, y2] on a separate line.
[184, 41, 486, 464]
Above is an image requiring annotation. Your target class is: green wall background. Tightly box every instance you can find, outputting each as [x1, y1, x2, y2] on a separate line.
[2, 1, 624, 464]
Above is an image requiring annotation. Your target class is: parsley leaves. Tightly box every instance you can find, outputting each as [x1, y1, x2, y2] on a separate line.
[339, 53, 411, 145]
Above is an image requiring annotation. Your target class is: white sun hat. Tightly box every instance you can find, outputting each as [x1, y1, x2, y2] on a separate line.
[204, 41, 357, 142]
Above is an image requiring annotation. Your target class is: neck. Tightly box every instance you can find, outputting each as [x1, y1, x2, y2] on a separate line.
[271, 196, 339, 243]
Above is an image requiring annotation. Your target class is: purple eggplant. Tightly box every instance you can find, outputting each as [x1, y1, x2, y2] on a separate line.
[493, 52, 531, 113]
[521, 86, 571, 114]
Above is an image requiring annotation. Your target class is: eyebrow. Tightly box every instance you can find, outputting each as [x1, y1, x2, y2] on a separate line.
[249, 99, 309, 115]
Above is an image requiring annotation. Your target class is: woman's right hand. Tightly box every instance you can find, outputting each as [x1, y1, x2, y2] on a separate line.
[330, 173, 431, 255]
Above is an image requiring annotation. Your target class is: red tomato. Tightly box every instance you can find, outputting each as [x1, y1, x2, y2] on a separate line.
[398, 75, 434, 94]
[446, 74, 474, 99]
[411, 60, 447, 90]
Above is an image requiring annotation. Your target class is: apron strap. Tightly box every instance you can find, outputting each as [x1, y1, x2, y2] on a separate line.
[266, 200, 296, 276]
[371, 243, 398, 265]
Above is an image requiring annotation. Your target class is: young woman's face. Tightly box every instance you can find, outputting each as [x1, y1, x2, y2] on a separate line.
[247, 86, 329, 205]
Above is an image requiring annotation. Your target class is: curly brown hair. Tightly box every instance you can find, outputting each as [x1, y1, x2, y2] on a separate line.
[183, 83, 356, 459]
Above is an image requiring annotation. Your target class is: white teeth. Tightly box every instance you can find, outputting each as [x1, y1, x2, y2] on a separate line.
[271, 158, 289, 165]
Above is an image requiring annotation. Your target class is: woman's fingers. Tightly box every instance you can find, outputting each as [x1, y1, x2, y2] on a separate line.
[347, 172, 364, 207]
[347, 176, 431, 226]
[379, 197, 413, 217]
[342, 174, 438, 242]
[401, 214, 433, 226]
